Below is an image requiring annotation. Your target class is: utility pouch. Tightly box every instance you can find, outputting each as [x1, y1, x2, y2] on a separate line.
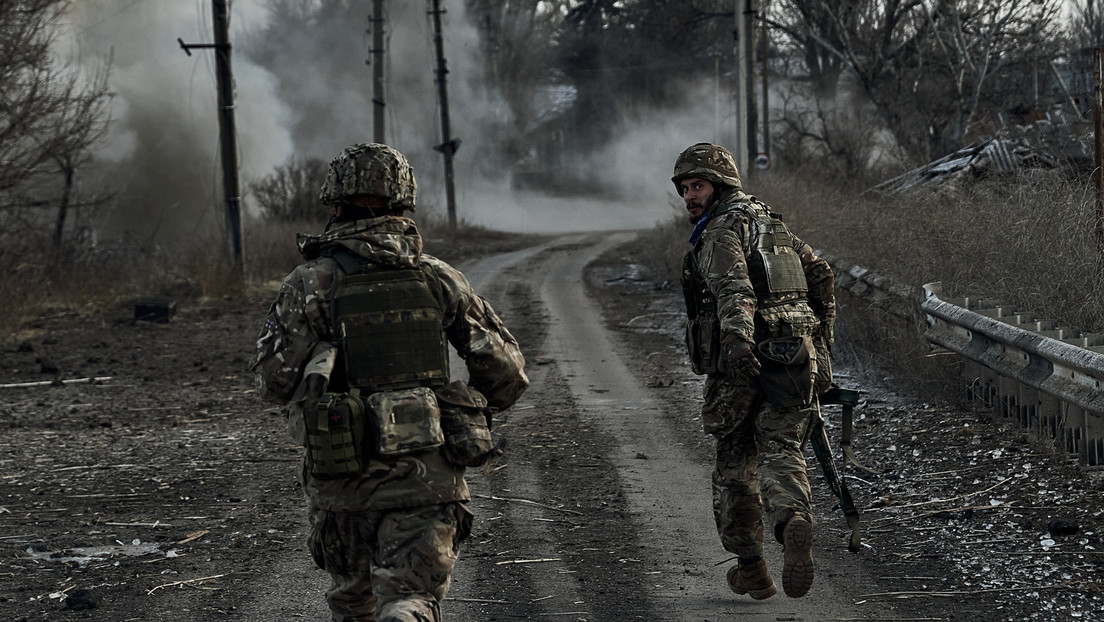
[306, 391, 367, 479]
[366, 387, 444, 456]
[756, 336, 816, 408]
[686, 315, 721, 375]
[435, 381, 496, 467]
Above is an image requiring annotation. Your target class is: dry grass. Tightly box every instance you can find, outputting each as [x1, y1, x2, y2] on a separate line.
[0, 216, 316, 338]
[754, 169, 1104, 334]
[633, 168, 1104, 396]
[0, 213, 550, 339]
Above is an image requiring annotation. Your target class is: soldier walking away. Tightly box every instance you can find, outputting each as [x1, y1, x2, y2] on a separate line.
[672, 143, 835, 600]
[249, 143, 529, 622]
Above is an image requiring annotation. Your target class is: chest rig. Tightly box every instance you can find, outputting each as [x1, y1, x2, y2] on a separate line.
[326, 247, 450, 392]
[681, 202, 810, 374]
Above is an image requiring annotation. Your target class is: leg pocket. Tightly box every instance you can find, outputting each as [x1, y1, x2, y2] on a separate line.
[308, 509, 342, 573]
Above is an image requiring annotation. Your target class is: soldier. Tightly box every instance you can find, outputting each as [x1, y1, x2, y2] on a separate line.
[673, 143, 835, 600]
[249, 143, 529, 622]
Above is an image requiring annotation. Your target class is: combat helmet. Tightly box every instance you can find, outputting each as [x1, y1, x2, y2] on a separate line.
[319, 143, 417, 212]
[671, 142, 742, 193]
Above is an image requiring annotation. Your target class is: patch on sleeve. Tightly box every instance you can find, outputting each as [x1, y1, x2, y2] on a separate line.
[264, 318, 277, 332]
[708, 244, 739, 274]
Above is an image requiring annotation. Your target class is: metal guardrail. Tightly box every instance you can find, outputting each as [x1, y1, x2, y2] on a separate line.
[823, 253, 1104, 466]
[922, 283, 1104, 466]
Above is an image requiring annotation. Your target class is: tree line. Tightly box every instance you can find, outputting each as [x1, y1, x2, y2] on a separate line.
[4, 0, 1103, 237]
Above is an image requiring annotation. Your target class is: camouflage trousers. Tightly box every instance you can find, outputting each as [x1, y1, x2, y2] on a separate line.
[308, 500, 474, 622]
[701, 374, 813, 559]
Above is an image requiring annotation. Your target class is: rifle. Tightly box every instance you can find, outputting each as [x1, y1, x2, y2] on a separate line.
[810, 385, 864, 553]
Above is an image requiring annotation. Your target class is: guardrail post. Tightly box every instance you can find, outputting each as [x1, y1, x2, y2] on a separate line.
[827, 261, 1104, 467]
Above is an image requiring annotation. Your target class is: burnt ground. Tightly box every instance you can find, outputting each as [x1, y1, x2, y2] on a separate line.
[1, 231, 1102, 621]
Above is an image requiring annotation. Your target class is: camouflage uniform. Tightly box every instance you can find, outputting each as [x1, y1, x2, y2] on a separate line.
[674, 144, 835, 586]
[250, 145, 528, 622]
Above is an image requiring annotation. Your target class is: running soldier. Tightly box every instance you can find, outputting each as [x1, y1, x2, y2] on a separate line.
[250, 143, 529, 621]
[673, 142, 835, 599]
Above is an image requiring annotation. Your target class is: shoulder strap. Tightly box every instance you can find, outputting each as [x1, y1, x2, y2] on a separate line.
[322, 245, 369, 276]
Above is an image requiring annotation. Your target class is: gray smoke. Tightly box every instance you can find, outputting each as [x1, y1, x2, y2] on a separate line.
[61, 1, 714, 240]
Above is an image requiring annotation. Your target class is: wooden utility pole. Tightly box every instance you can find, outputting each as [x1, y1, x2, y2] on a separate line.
[429, 0, 459, 228]
[370, 0, 386, 143]
[743, 0, 758, 170]
[1095, 48, 1104, 249]
[177, 0, 243, 269]
[733, 1, 746, 173]
[759, 15, 770, 171]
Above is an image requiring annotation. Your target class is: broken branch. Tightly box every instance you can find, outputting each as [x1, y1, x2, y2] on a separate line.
[472, 493, 583, 516]
[147, 573, 226, 595]
[0, 376, 111, 389]
[495, 557, 561, 565]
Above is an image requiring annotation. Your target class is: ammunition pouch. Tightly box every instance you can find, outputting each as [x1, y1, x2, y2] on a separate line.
[685, 314, 721, 375]
[435, 381, 497, 467]
[756, 336, 816, 409]
[366, 386, 444, 456]
[306, 386, 445, 478]
[306, 391, 368, 479]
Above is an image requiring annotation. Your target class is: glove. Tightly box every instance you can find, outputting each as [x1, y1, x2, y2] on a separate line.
[724, 340, 761, 379]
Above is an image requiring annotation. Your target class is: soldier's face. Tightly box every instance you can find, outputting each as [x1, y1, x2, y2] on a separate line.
[679, 177, 714, 222]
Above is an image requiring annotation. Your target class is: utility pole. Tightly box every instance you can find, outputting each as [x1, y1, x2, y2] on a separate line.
[429, 0, 460, 228]
[743, 0, 758, 173]
[177, 0, 242, 269]
[759, 15, 770, 173]
[370, 0, 386, 143]
[1094, 48, 1103, 250]
[733, 2, 746, 173]
[734, 0, 756, 174]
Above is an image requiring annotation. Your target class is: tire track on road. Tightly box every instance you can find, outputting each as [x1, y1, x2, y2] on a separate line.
[533, 232, 882, 621]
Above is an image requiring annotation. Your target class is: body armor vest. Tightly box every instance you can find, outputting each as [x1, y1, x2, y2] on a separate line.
[328, 249, 449, 392]
[681, 203, 812, 374]
[746, 207, 808, 303]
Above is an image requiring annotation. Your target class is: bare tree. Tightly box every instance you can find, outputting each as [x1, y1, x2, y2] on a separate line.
[466, 1, 565, 161]
[776, 86, 889, 185]
[0, 0, 112, 253]
[249, 157, 329, 222]
[769, 0, 1062, 164]
[550, 0, 734, 154]
[1069, 0, 1104, 49]
[768, 0, 855, 99]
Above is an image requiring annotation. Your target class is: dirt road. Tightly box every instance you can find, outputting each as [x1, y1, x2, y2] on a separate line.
[2, 231, 1100, 621]
[445, 233, 889, 621]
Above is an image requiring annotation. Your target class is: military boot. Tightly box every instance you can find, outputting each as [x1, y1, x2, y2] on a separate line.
[782, 517, 814, 598]
[726, 558, 777, 600]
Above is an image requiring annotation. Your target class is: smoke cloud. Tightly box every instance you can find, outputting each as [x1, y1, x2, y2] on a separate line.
[61, 1, 727, 240]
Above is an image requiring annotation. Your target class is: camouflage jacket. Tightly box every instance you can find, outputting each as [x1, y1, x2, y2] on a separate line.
[688, 188, 836, 350]
[249, 215, 529, 511]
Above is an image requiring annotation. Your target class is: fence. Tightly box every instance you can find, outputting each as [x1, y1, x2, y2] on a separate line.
[826, 254, 1104, 466]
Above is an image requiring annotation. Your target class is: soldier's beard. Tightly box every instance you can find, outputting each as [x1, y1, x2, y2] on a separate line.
[686, 193, 715, 224]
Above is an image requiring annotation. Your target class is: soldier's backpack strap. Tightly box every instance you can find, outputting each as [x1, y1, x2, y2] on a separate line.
[326, 244, 366, 276]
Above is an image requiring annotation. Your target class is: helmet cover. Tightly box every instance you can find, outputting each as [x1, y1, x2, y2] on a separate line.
[319, 143, 417, 211]
[671, 142, 742, 193]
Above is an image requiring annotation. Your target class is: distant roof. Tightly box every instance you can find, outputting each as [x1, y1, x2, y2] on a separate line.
[872, 110, 1093, 194]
